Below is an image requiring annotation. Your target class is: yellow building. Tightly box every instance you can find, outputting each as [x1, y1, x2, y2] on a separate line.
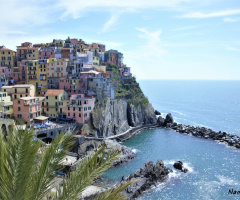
[27, 47, 39, 60]
[0, 47, 17, 68]
[37, 59, 49, 96]
[93, 56, 99, 65]
[44, 89, 68, 118]
[26, 60, 39, 88]
[47, 58, 68, 78]
[53, 39, 65, 48]
[0, 92, 13, 118]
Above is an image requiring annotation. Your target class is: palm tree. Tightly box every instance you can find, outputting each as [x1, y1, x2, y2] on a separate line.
[0, 128, 131, 200]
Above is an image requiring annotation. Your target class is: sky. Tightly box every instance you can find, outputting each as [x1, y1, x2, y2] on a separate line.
[1, 0, 240, 80]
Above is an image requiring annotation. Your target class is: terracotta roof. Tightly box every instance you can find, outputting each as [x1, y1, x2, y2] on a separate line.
[0, 48, 14, 51]
[45, 89, 64, 96]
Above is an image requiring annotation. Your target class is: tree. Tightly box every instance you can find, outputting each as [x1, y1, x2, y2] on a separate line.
[0, 128, 131, 200]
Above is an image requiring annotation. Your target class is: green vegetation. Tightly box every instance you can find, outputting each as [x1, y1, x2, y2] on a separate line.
[107, 64, 149, 107]
[0, 129, 131, 200]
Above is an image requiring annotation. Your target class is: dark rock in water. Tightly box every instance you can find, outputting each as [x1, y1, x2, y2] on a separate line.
[182, 168, 188, 173]
[154, 110, 161, 115]
[157, 116, 165, 127]
[173, 161, 183, 171]
[173, 161, 189, 173]
[164, 113, 173, 125]
[123, 160, 172, 199]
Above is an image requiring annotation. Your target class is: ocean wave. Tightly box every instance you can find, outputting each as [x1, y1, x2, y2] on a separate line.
[164, 160, 194, 173]
[131, 149, 139, 153]
[170, 110, 186, 116]
[216, 175, 239, 185]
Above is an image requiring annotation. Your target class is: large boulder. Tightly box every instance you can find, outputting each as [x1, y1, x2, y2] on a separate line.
[173, 161, 188, 173]
[123, 160, 172, 199]
[157, 116, 165, 127]
[164, 113, 174, 125]
[173, 161, 183, 171]
[154, 110, 161, 115]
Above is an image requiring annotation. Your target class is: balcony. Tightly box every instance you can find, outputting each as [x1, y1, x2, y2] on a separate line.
[29, 110, 38, 114]
[42, 105, 58, 108]
[24, 101, 40, 106]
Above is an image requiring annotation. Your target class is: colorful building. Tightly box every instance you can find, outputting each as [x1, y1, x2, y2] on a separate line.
[44, 89, 68, 118]
[47, 58, 68, 89]
[0, 73, 8, 89]
[0, 92, 13, 118]
[53, 39, 65, 48]
[66, 94, 95, 123]
[38, 47, 55, 59]
[0, 47, 17, 68]
[0, 67, 11, 77]
[10, 61, 27, 85]
[13, 97, 42, 127]
[1, 84, 35, 100]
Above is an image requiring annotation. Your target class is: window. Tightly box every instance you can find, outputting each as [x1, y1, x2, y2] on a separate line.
[46, 96, 48, 99]
[18, 107, 21, 111]
[68, 107, 70, 110]
[73, 107, 75, 111]
[78, 107, 81, 111]
[88, 106, 91, 110]
[18, 100, 20, 104]
[73, 113, 75, 117]
[55, 96, 57, 99]
[56, 108, 58, 112]
[79, 113, 81, 117]
[47, 108, 49, 111]
[68, 113, 70, 116]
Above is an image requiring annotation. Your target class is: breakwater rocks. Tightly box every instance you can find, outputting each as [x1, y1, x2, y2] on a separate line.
[104, 139, 136, 166]
[123, 160, 172, 199]
[157, 113, 240, 149]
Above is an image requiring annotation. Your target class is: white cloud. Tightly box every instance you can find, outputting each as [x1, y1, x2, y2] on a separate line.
[126, 27, 167, 63]
[58, 0, 196, 19]
[181, 9, 240, 18]
[100, 13, 120, 33]
[223, 17, 239, 22]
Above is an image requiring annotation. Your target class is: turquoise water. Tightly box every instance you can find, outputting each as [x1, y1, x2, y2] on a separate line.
[104, 81, 240, 199]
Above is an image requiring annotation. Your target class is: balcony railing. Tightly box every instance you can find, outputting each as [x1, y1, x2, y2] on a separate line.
[24, 101, 40, 106]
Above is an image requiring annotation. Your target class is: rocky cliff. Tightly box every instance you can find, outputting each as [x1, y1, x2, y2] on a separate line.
[82, 98, 157, 137]
[82, 64, 157, 138]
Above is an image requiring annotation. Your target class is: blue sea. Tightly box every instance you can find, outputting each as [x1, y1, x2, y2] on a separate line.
[104, 80, 240, 200]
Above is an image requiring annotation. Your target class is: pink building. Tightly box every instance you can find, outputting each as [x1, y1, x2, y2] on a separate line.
[9, 62, 27, 85]
[38, 48, 55, 59]
[13, 97, 42, 127]
[0, 67, 11, 77]
[70, 39, 78, 45]
[66, 94, 95, 124]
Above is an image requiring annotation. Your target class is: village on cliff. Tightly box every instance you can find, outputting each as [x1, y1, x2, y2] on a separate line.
[0, 37, 132, 142]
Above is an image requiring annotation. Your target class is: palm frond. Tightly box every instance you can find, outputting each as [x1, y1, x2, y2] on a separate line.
[0, 128, 41, 200]
[55, 145, 121, 200]
[93, 180, 136, 200]
[28, 132, 73, 200]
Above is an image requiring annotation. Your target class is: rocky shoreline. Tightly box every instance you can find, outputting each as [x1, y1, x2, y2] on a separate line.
[122, 160, 172, 199]
[157, 113, 240, 149]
